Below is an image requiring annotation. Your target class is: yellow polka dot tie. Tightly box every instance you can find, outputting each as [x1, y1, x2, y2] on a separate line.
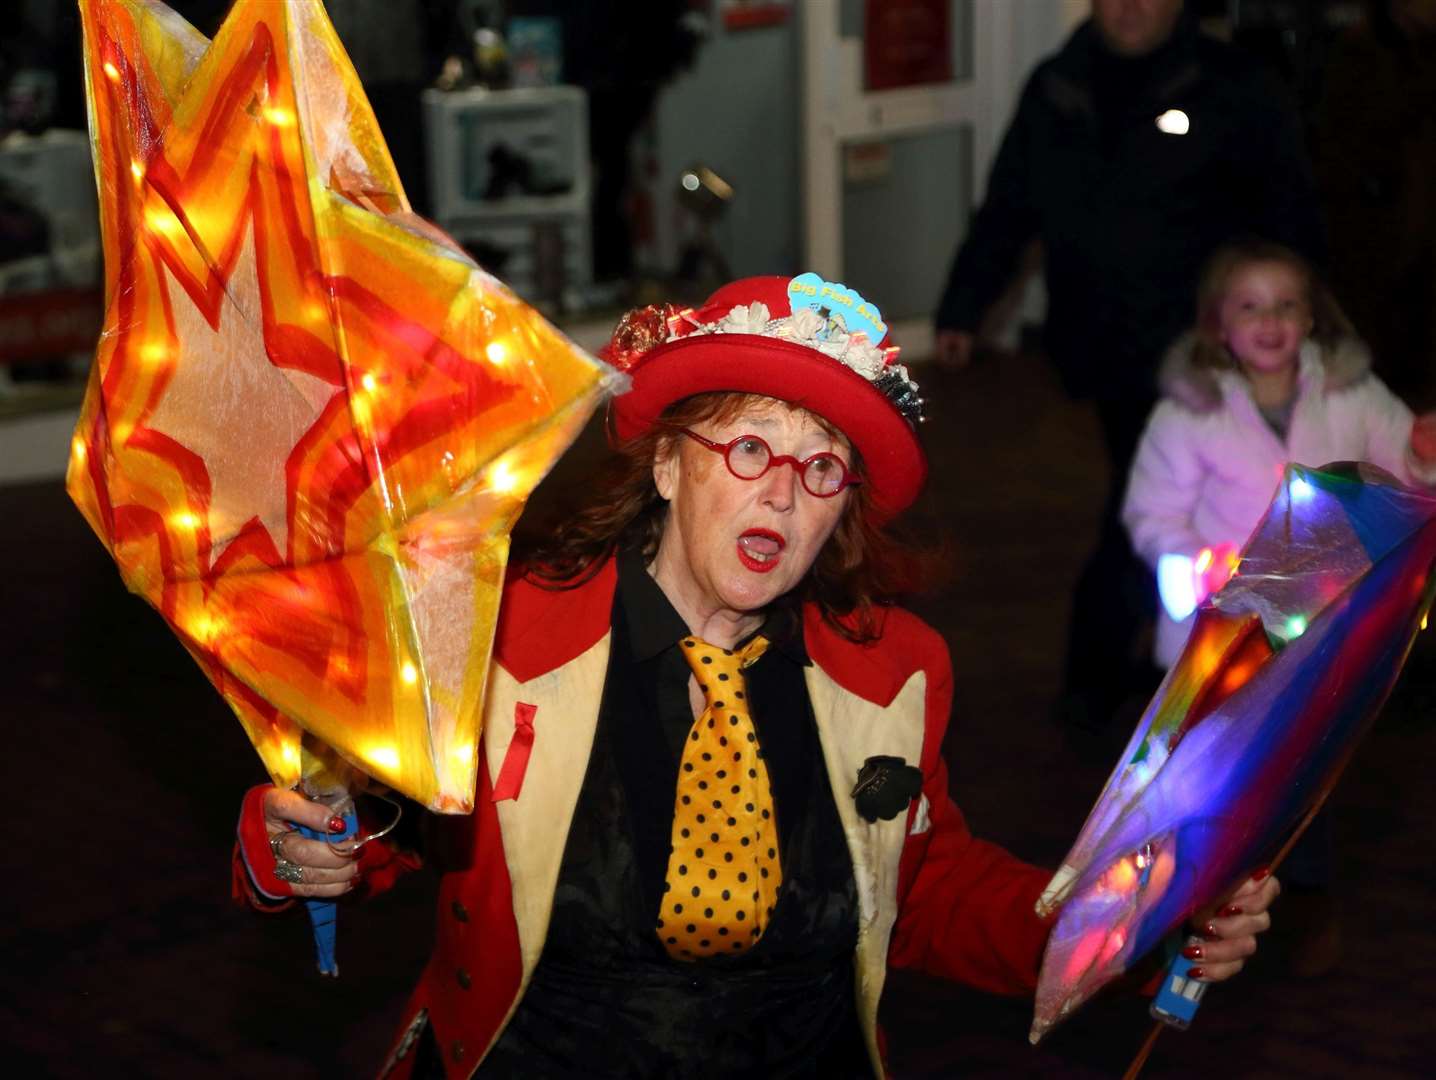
[658, 634, 782, 961]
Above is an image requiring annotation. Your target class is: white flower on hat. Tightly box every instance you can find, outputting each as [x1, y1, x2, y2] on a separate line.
[717, 301, 771, 335]
[820, 335, 885, 379]
[664, 282, 922, 424]
[854, 346, 888, 379]
[782, 306, 827, 341]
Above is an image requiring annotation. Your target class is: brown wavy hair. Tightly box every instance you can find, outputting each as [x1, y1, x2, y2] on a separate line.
[1191, 238, 1356, 371]
[522, 392, 940, 643]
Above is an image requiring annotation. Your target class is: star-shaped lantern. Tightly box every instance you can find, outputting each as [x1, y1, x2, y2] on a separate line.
[1030, 463, 1436, 1041]
[68, 0, 619, 812]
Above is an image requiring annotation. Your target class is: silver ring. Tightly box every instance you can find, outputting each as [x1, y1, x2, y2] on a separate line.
[269, 830, 296, 859]
[273, 857, 304, 884]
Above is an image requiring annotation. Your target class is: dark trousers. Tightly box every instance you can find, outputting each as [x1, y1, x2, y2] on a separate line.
[1059, 393, 1159, 730]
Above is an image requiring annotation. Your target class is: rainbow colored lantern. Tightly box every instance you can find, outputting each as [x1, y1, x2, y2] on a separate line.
[1031, 463, 1436, 1040]
[68, 0, 619, 813]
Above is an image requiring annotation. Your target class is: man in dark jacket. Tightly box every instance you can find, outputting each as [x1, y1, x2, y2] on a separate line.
[934, 0, 1324, 732]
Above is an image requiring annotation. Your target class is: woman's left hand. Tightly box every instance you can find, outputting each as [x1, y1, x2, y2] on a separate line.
[1182, 871, 1281, 982]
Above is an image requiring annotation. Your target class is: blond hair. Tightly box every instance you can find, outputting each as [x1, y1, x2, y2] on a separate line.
[1190, 239, 1354, 370]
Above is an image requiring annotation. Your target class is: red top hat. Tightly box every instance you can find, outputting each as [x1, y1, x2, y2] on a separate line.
[606, 274, 926, 517]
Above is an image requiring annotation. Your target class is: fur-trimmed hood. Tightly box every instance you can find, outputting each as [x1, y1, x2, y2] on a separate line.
[1157, 331, 1374, 413]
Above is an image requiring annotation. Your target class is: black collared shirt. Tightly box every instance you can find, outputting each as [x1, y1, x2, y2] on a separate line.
[473, 551, 868, 1078]
[609, 548, 819, 923]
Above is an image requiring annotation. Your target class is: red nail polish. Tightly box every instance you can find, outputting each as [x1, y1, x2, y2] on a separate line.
[1181, 944, 1205, 962]
[1218, 904, 1244, 918]
[1188, 967, 1207, 981]
[328, 816, 346, 834]
[1203, 921, 1219, 940]
[1252, 866, 1272, 882]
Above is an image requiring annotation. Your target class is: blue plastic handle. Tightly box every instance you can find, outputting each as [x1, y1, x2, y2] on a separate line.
[1150, 936, 1210, 1030]
[296, 804, 358, 975]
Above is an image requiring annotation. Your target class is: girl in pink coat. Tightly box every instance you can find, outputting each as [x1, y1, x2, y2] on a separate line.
[1124, 239, 1436, 669]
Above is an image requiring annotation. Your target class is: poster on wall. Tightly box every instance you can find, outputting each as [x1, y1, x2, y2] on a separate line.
[722, 0, 790, 31]
[865, 0, 952, 91]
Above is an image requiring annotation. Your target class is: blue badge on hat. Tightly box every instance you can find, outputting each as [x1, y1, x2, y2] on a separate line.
[787, 272, 887, 343]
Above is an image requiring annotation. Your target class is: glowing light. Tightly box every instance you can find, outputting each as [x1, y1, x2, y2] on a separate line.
[364, 744, 401, 771]
[1194, 547, 1213, 574]
[1134, 850, 1148, 870]
[73, 0, 614, 820]
[1218, 657, 1261, 696]
[1064, 927, 1107, 983]
[488, 459, 519, 495]
[1423, 613, 1429, 632]
[186, 611, 224, 647]
[1155, 109, 1190, 135]
[1289, 476, 1315, 503]
[1284, 615, 1308, 639]
[146, 206, 183, 238]
[350, 393, 371, 427]
[1105, 858, 1138, 893]
[1157, 552, 1198, 621]
[681, 171, 700, 192]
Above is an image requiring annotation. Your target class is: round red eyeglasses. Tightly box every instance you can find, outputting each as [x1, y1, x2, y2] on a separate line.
[677, 428, 860, 498]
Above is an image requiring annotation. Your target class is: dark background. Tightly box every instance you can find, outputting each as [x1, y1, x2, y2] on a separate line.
[4, 1, 1436, 1076]
[5, 351, 1434, 1077]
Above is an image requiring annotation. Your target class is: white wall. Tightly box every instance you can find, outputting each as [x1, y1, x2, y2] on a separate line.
[0, 3, 1086, 486]
[791, 0, 1080, 350]
[647, 18, 801, 279]
[0, 409, 76, 486]
[977, 0, 1086, 343]
[975, 0, 1084, 202]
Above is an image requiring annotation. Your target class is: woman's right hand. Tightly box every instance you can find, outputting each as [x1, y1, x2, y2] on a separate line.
[255, 786, 361, 899]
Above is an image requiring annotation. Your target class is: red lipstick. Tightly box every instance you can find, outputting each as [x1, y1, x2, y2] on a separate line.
[736, 528, 784, 574]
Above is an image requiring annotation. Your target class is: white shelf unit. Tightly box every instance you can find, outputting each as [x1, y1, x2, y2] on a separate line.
[422, 86, 591, 305]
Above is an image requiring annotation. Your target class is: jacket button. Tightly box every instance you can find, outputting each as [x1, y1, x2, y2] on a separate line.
[451, 899, 469, 922]
[451, 1041, 465, 1062]
[456, 968, 472, 989]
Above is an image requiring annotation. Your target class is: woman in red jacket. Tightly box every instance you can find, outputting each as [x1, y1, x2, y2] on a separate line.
[238, 275, 1278, 1078]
